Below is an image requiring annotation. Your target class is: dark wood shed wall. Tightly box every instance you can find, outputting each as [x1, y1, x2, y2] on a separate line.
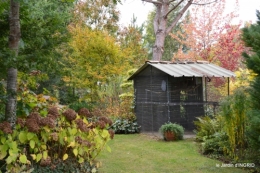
[134, 65, 204, 132]
[134, 65, 168, 103]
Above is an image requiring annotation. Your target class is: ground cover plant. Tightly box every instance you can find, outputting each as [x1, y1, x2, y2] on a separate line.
[97, 134, 248, 173]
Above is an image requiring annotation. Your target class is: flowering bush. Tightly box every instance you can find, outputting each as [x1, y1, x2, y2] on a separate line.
[0, 105, 114, 173]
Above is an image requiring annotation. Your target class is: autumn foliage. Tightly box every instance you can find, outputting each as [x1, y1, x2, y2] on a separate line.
[63, 24, 126, 102]
[170, 0, 246, 71]
[214, 24, 246, 71]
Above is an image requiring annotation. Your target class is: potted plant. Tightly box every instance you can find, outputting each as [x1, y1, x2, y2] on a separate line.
[159, 122, 184, 141]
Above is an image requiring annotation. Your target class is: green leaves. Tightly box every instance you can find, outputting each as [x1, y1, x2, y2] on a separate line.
[68, 127, 78, 136]
[111, 118, 140, 134]
[29, 140, 35, 149]
[241, 12, 260, 158]
[0, 146, 7, 159]
[18, 131, 27, 143]
[36, 153, 42, 162]
[78, 157, 84, 163]
[19, 154, 27, 164]
[26, 132, 35, 140]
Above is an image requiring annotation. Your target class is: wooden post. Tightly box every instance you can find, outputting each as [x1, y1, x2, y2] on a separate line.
[205, 77, 208, 116]
[167, 75, 170, 122]
[228, 77, 230, 96]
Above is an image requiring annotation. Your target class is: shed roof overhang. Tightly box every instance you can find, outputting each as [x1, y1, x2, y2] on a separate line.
[128, 61, 236, 80]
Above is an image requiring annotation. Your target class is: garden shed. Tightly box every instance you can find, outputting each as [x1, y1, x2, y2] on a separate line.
[128, 60, 235, 132]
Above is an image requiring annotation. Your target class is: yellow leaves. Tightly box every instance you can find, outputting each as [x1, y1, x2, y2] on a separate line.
[30, 154, 36, 160]
[63, 153, 68, 160]
[68, 141, 76, 147]
[73, 148, 78, 156]
[229, 68, 256, 93]
[64, 24, 127, 101]
[41, 145, 47, 150]
[101, 130, 109, 138]
[43, 151, 48, 159]
[217, 68, 256, 97]
[83, 117, 88, 124]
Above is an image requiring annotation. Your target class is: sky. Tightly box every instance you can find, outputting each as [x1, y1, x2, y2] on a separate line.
[118, 0, 260, 26]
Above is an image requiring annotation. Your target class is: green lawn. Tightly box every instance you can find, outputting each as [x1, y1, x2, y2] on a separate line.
[97, 134, 248, 173]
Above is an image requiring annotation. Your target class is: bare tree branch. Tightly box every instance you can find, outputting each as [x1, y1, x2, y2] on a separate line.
[166, 0, 193, 34]
[192, 0, 218, 6]
[165, 0, 184, 19]
[168, 0, 178, 3]
[142, 0, 162, 5]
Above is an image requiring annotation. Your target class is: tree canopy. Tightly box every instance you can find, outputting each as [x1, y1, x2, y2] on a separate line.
[170, 0, 245, 71]
[242, 10, 260, 151]
[0, 0, 74, 76]
[63, 24, 126, 102]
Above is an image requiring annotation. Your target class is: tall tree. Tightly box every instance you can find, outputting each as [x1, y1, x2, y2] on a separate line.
[214, 24, 245, 71]
[0, 0, 74, 126]
[118, 15, 148, 67]
[63, 25, 127, 102]
[142, 0, 218, 61]
[170, 0, 245, 71]
[144, 7, 184, 60]
[5, 0, 20, 127]
[242, 10, 260, 151]
[73, 0, 120, 34]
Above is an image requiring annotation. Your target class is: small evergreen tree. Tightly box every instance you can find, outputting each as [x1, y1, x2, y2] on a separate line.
[242, 10, 260, 156]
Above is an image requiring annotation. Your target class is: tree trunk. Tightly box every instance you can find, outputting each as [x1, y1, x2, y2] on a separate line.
[152, 1, 168, 61]
[5, 0, 20, 127]
[153, 31, 166, 61]
[5, 68, 17, 127]
[144, 0, 193, 61]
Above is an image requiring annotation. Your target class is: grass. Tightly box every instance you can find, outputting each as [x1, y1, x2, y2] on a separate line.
[97, 134, 249, 173]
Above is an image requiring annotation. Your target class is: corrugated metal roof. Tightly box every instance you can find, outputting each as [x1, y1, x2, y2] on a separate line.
[128, 61, 235, 80]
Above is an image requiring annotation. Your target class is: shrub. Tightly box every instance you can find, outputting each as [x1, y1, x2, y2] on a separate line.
[111, 118, 140, 134]
[194, 115, 230, 157]
[69, 101, 92, 112]
[194, 115, 224, 142]
[0, 105, 113, 173]
[220, 88, 248, 159]
[201, 132, 229, 155]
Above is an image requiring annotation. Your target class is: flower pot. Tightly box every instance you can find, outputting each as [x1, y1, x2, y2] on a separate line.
[164, 131, 175, 141]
